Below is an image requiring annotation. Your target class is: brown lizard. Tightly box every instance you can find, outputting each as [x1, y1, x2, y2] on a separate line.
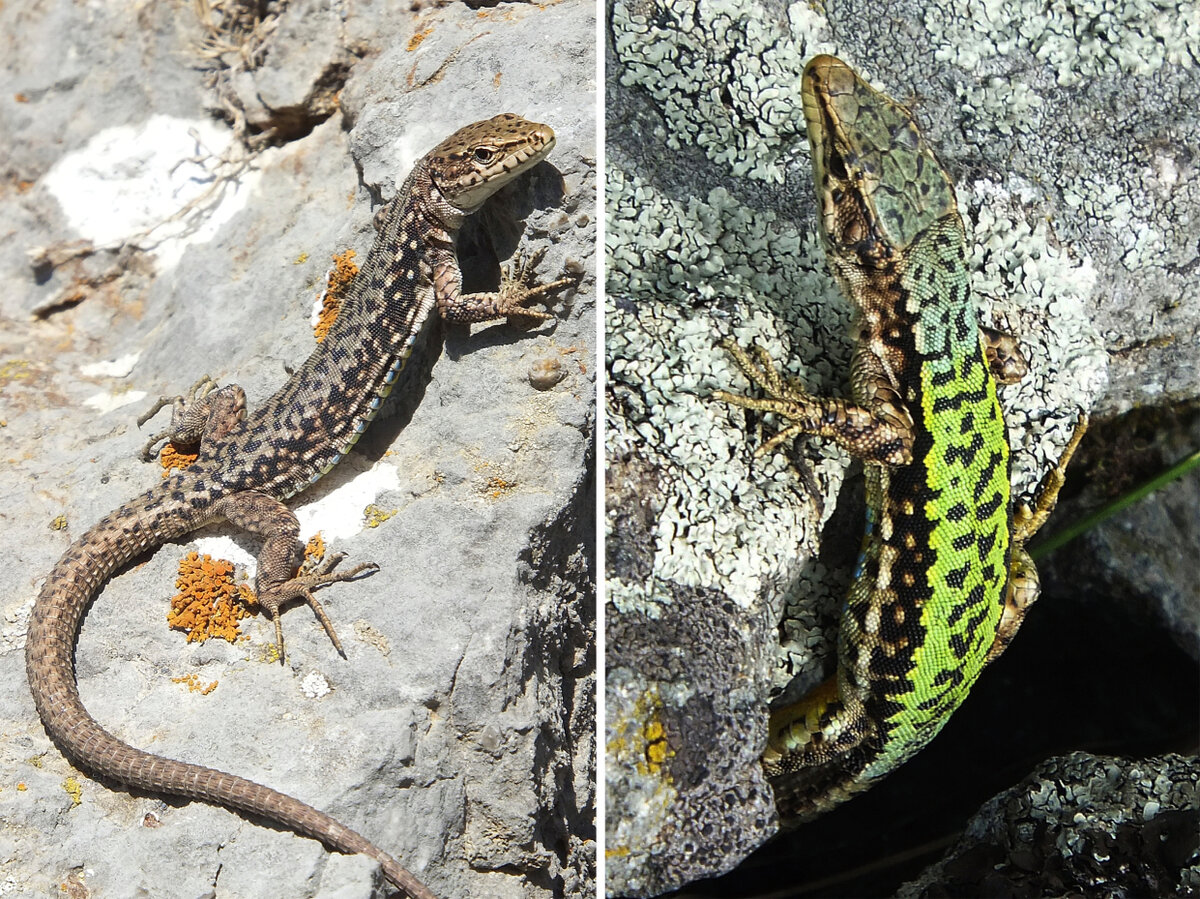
[26, 113, 572, 899]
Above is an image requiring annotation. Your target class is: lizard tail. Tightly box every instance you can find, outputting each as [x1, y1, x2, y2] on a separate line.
[25, 490, 436, 899]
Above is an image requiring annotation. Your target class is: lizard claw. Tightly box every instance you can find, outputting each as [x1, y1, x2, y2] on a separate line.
[259, 553, 379, 663]
[136, 375, 220, 461]
[495, 248, 575, 321]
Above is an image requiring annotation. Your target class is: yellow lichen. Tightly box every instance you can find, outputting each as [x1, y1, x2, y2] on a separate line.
[363, 504, 397, 528]
[0, 360, 31, 385]
[49, 515, 68, 531]
[171, 673, 219, 695]
[62, 777, 82, 805]
[294, 252, 309, 264]
[313, 249, 358, 343]
[643, 718, 671, 770]
[158, 441, 199, 476]
[167, 552, 257, 643]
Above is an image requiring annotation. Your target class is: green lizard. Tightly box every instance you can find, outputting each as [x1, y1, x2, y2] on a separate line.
[715, 55, 1086, 821]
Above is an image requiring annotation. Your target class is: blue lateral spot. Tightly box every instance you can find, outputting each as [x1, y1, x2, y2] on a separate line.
[852, 509, 876, 579]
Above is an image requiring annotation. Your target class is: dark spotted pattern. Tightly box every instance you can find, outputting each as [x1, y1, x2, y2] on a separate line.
[758, 56, 1019, 823]
[26, 114, 559, 897]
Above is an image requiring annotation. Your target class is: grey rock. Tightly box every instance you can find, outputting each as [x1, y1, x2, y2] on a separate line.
[0, 0, 596, 897]
[604, 0, 1197, 893]
[897, 753, 1200, 898]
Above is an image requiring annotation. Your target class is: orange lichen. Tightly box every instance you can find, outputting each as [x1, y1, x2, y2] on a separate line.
[159, 441, 199, 476]
[171, 673, 219, 695]
[313, 249, 358, 342]
[303, 532, 326, 564]
[482, 475, 517, 500]
[167, 552, 256, 643]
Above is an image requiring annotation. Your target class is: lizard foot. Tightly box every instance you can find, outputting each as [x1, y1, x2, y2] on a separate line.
[137, 376, 220, 461]
[979, 326, 1029, 384]
[494, 248, 575, 321]
[259, 552, 379, 663]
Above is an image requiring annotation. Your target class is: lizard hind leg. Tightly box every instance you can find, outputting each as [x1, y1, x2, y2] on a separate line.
[137, 376, 247, 461]
[213, 490, 378, 663]
[986, 544, 1040, 663]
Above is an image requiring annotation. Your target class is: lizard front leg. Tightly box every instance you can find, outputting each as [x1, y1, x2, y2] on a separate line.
[434, 246, 574, 323]
[713, 339, 915, 466]
[213, 490, 378, 662]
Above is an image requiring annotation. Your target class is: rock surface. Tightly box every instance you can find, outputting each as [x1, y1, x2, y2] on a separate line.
[0, 1, 596, 897]
[897, 753, 1200, 898]
[604, 0, 1199, 894]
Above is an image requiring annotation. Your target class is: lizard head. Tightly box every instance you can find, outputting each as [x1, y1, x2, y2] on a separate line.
[801, 55, 957, 270]
[427, 113, 556, 212]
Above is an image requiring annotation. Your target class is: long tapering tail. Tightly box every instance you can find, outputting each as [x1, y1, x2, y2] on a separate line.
[26, 490, 435, 899]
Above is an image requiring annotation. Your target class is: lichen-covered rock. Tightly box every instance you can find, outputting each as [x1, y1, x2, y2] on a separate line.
[605, 0, 1196, 893]
[897, 753, 1200, 898]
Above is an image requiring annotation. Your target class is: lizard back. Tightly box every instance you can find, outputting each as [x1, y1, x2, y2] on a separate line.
[757, 57, 1013, 818]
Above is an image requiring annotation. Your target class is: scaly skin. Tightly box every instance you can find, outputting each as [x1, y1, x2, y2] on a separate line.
[26, 114, 570, 897]
[716, 57, 1085, 821]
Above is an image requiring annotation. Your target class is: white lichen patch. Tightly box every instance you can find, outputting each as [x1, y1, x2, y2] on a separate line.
[80, 353, 140, 379]
[1, 596, 35, 653]
[299, 670, 332, 699]
[964, 181, 1108, 501]
[294, 459, 402, 542]
[83, 389, 148, 414]
[611, 0, 833, 182]
[42, 114, 262, 270]
[927, 0, 1200, 87]
[193, 536, 258, 574]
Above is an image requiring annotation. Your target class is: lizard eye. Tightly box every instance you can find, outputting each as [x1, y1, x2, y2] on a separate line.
[474, 147, 496, 164]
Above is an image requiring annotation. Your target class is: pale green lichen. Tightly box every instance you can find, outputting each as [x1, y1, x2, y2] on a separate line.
[924, 0, 1197, 276]
[927, 0, 1200, 87]
[962, 182, 1108, 499]
[611, 0, 833, 182]
[607, 171, 850, 623]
